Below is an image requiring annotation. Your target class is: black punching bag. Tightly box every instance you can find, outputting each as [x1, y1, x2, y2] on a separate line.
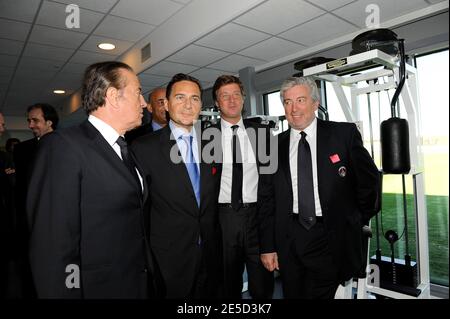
[381, 118, 410, 174]
[380, 38, 410, 174]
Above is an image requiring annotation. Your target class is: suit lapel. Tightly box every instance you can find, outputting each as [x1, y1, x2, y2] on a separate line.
[160, 126, 198, 211]
[82, 121, 143, 197]
[279, 129, 292, 189]
[316, 119, 330, 212]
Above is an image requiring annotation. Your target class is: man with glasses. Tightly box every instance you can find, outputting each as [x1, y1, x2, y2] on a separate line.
[259, 76, 380, 299]
[131, 73, 222, 298]
[125, 87, 168, 143]
[212, 75, 274, 299]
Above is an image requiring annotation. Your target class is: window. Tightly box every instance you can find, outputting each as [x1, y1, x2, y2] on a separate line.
[415, 49, 449, 286]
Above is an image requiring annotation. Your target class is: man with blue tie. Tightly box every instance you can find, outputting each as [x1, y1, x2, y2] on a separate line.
[131, 73, 222, 298]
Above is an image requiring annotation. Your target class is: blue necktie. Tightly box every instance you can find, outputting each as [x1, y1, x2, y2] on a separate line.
[182, 135, 200, 207]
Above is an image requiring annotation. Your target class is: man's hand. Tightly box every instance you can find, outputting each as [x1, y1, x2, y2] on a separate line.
[260, 252, 279, 272]
[5, 168, 15, 175]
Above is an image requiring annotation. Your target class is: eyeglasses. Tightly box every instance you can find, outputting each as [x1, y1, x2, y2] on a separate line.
[173, 94, 201, 105]
[218, 92, 244, 102]
[283, 97, 308, 107]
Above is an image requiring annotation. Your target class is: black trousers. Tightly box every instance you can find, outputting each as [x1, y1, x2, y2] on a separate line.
[279, 215, 340, 299]
[218, 205, 274, 299]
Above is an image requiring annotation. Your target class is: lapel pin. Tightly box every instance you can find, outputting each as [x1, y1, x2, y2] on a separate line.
[338, 166, 347, 177]
[212, 166, 217, 175]
[330, 154, 340, 164]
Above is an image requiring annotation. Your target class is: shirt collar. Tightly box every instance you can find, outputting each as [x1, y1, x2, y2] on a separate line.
[88, 115, 121, 147]
[169, 120, 197, 141]
[290, 117, 317, 140]
[151, 121, 163, 131]
[221, 117, 244, 133]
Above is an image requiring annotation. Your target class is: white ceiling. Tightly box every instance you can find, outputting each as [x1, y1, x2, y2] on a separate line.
[0, 0, 447, 116]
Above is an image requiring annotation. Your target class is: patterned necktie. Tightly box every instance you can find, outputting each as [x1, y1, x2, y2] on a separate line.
[182, 135, 200, 207]
[116, 136, 141, 191]
[297, 131, 316, 229]
[231, 125, 243, 211]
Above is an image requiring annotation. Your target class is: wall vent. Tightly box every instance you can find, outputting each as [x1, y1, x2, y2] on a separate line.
[141, 43, 151, 62]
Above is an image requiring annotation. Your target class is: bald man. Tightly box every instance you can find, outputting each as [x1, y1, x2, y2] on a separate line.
[125, 87, 168, 143]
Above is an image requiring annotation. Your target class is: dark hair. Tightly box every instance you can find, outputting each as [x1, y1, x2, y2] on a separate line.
[27, 103, 59, 130]
[6, 137, 20, 153]
[82, 61, 133, 114]
[166, 73, 202, 100]
[212, 75, 245, 102]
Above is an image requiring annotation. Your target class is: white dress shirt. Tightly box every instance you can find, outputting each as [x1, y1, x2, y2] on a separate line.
[219, 118, 258, 204]
[289, 117, 322, 216]
[88, 115, 143, 190]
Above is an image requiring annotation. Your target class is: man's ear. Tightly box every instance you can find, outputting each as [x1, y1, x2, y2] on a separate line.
[105, 86, 119, 109]
[163, 100, 169, 112]
[147, 103, 153, 113]
[46, 120, 53, 128]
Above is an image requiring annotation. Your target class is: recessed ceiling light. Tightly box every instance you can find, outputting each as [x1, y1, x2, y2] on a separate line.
[53, 90, 65, 94]
[98, 43, 116, 51]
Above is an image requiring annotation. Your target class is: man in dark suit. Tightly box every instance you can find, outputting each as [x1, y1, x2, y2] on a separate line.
[211, 75, 274, 299]
[125, 87, 168, 143]
[131, 73, 222, 298]
[27, 61, 157, 298]
[12, 103, 59, 298]
[259, 76, 380, 299]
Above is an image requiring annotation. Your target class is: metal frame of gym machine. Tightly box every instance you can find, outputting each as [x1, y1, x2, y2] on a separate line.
[302, 49, 430, 299]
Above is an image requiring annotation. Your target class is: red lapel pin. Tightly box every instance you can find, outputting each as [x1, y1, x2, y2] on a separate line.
[212, 166, 217, 175]
[329, 154, 340, 164]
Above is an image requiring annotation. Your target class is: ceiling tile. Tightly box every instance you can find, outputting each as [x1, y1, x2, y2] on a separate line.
[333, 0, 429, 28]
[188, 68, 227, 83]
[29, 24, 88, 49]
[111, 0, 183, 25]
[207, 54, 266, 73]
[0, 66, 14, 78]
[171, 0, 192, 4]
[196, 23, 271, 52]
[17, 56, 65, 73]
[142, 61, 198, 77]
[23, 43, 75, 61]
[167, 45, 229, 67]
[0, 19, 31, 42]
[36, 1, 104, 34]
[0, 0, 41, 23]
[69, 50, 119, 64]
[0, 39, 24, 55]
[48, 0, 117, 13]
[234, 0, 325, 35]
[0, 54, 19, 68]
[279, 13, 357, 46]
[60, 62, 89, 74]
[138, 73, 171, 88]
[14, 69, 58, 82]
[94, 15, 154, 42]
[239, 37, 305, 61]
[307, 0, 356, 11]
[80, 35, 134, 56]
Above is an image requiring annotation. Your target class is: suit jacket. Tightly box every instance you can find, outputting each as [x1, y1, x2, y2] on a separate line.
[125, 122, 154, 144]
[27, 120, 155, 298]
[259, 119, 380, 281]
[13, 138, 40, 257]
[131, 124, 222, 298]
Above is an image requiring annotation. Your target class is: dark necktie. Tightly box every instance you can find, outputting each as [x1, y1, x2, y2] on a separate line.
[297, 131, 316, 229]
[231, 125, 243, 211]
[116, 136, 141, 191]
